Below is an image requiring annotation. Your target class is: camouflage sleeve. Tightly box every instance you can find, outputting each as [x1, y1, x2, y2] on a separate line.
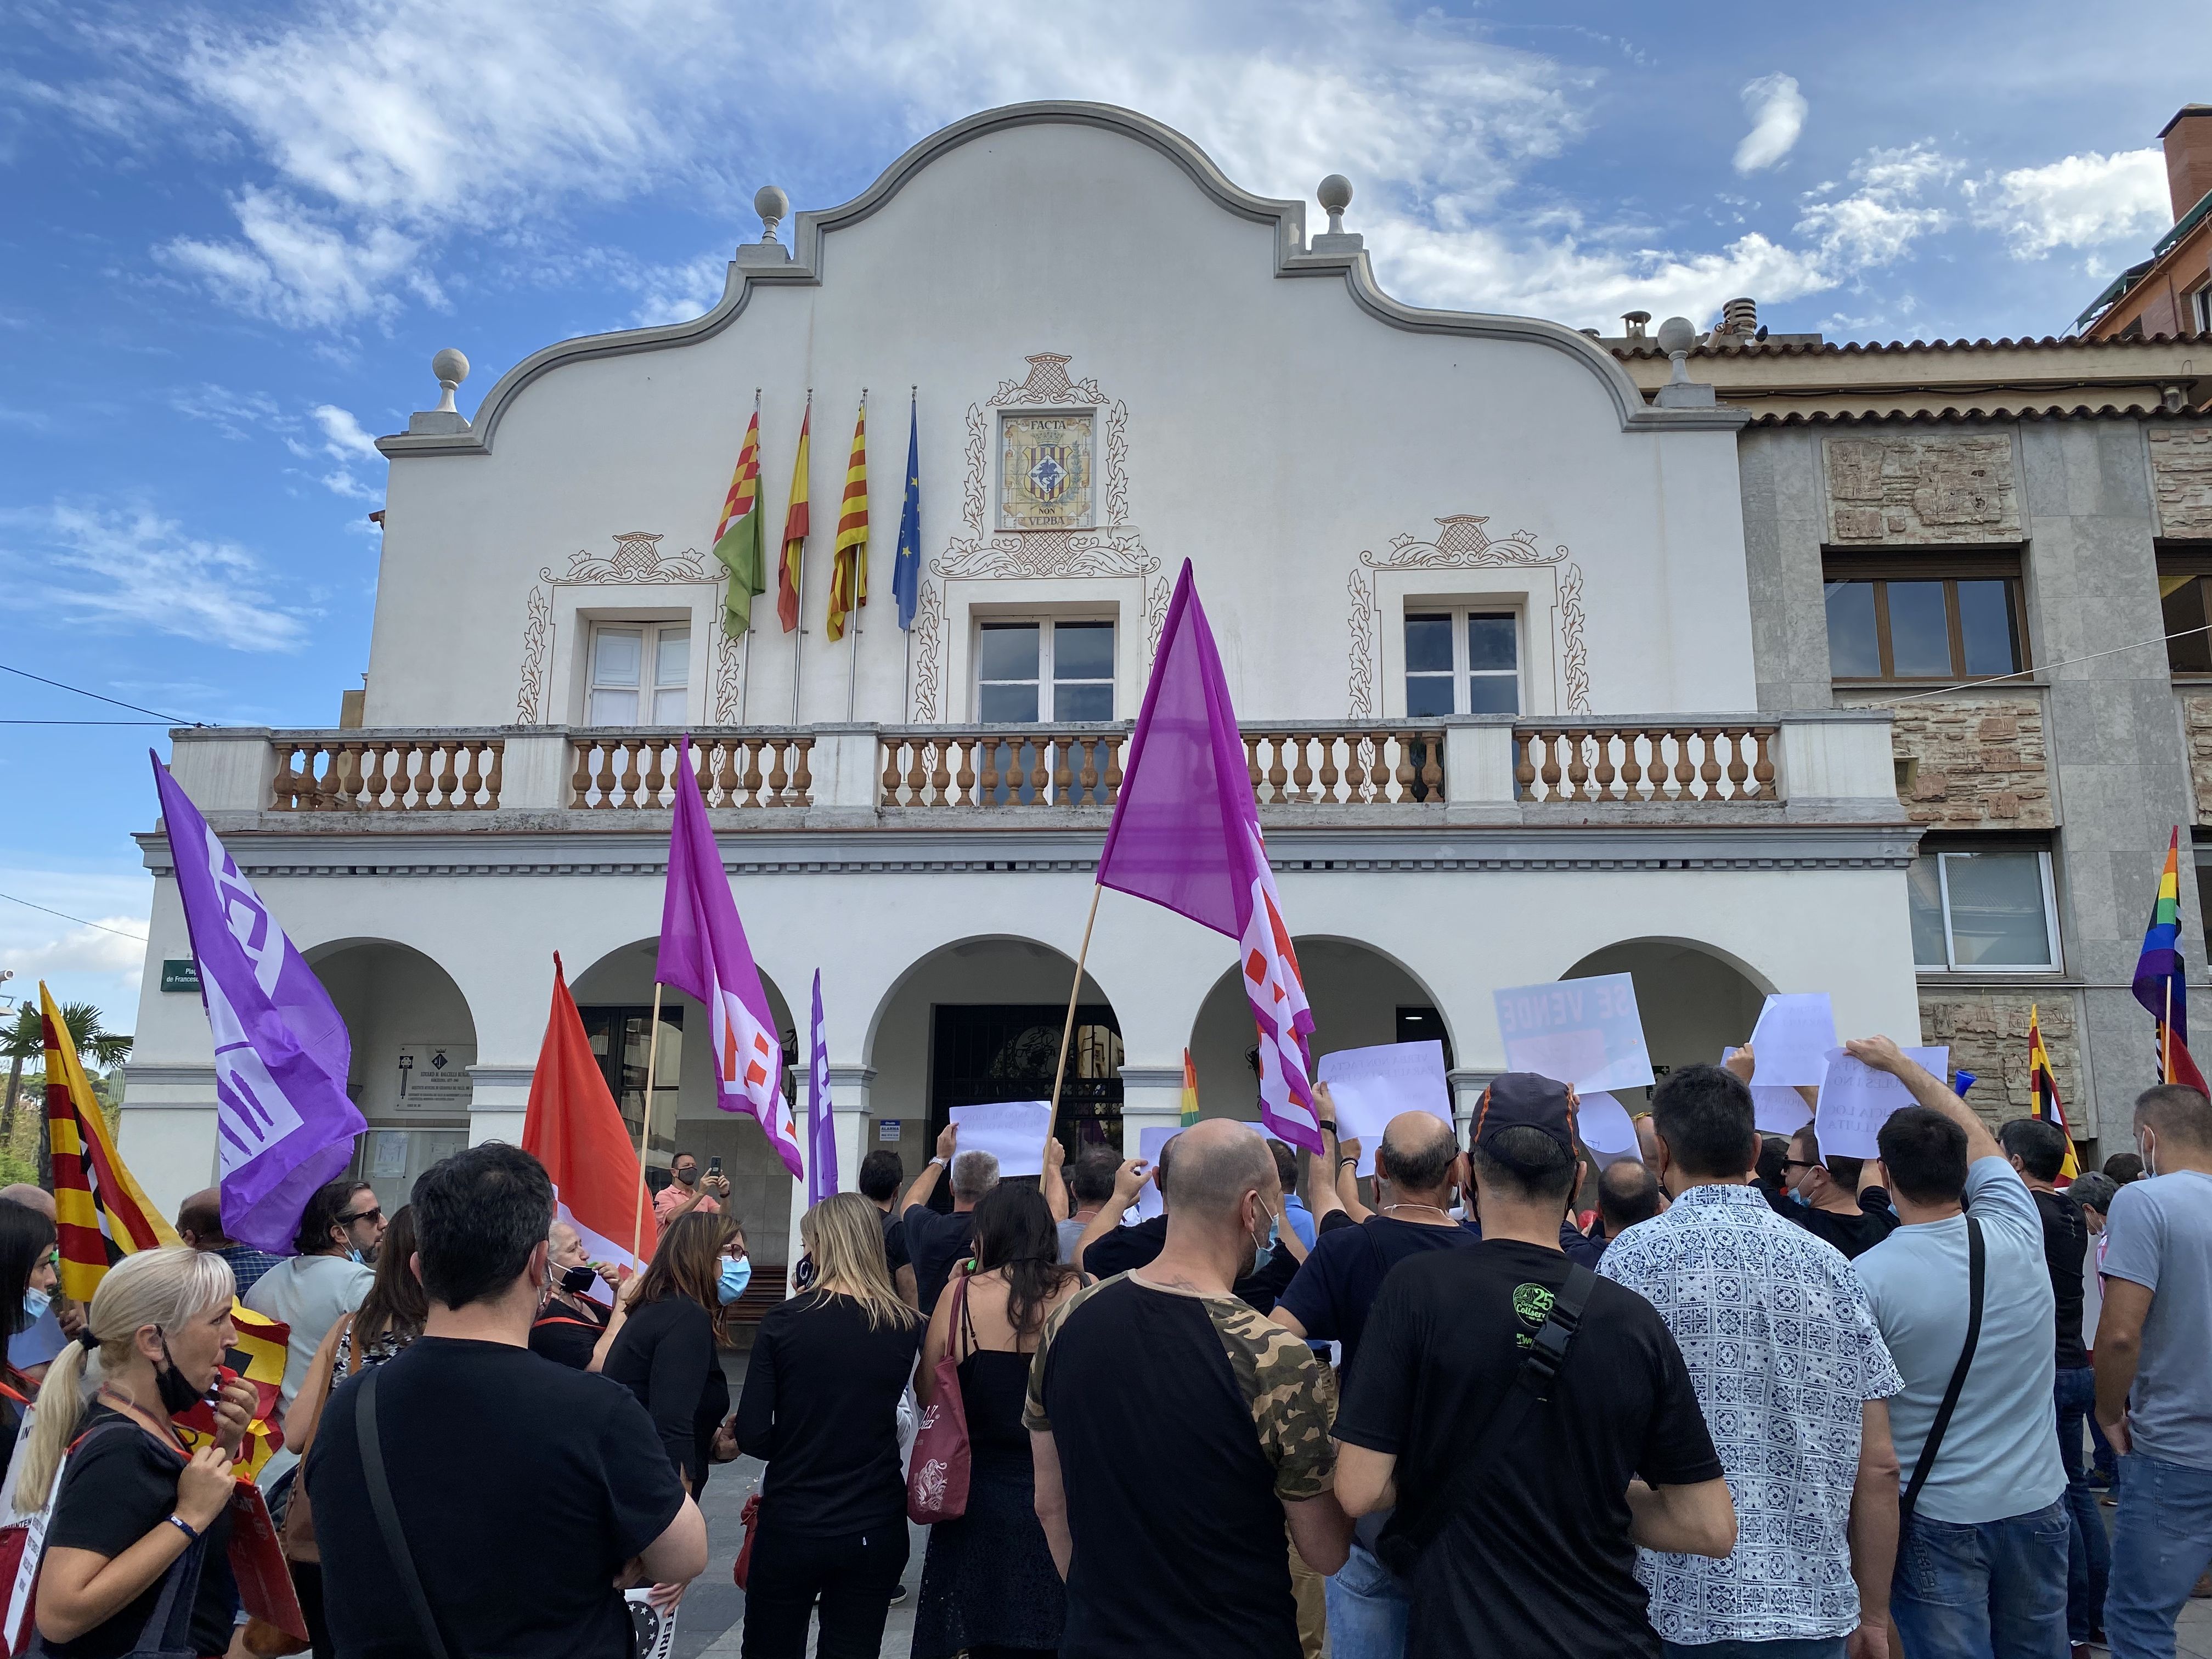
[1207, 1297, 1338, 1501]
[1022, 1280, 1096, 1434]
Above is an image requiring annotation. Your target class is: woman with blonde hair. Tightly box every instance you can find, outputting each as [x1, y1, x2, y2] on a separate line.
[600, 1208, 748, 1494]
[727, 1191, 924, 1659]
[20, 1245, 258, 1656]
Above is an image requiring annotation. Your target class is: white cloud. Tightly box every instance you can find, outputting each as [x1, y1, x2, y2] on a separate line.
[1967, 147, 2170, 257]
[311, 403, 379, 460]
[1795, 142, 1958, 268]
[622, 253, 730, 328]
[2, 503, 313, 652]
[0, 868, 154, 1033]
[161, 186, 428, 329]
[1734, 74, 1807, 174]
[171, 384, 283, 439]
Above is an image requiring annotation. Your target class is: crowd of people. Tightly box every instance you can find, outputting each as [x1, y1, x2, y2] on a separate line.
[3, 1034, 2208, 1659]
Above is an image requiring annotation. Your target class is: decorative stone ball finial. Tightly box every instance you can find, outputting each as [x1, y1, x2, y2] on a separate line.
[431, 348, 469, 413]
[755, 185, 790, 245]
[1317, 173, 1353, 236]
[1656, 315, 1697, 383]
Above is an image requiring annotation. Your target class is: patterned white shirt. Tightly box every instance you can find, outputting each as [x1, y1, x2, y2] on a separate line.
[1599, 1182, 1903, 1644]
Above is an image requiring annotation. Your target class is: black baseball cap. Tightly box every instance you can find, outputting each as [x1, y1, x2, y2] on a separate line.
[1471, 1073, 1575, 1157]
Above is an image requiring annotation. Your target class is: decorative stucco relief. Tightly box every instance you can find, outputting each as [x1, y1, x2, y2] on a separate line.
[1822, 436, 2021, 544]
[516, 532, 720, 724]
[910, 353, 1163, 721]
[1345, 515, 1590, 719]
[2149, 427, 2212, 538]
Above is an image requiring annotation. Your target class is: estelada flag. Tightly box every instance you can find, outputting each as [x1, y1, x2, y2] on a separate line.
[173, 1303, 289, 1479]
[43, 981, 179, 1302]
[522, 955, 658, 1289]
[2025, 1004, 2080, 1185]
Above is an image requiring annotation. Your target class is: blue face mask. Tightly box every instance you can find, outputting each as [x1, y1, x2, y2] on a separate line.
[19, 1286, 48, 1330]
[1249, 1209, 1280, 1273]
[1785, 1186, 1809, 1208]
[716, 1256, 753, 1306]
[347, 1248, 365, 1265]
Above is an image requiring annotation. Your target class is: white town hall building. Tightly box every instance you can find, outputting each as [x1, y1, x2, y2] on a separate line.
[119, 102, 1921, 1283]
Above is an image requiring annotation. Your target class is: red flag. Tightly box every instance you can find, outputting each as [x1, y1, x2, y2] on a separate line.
[522, 955, 658, 1285]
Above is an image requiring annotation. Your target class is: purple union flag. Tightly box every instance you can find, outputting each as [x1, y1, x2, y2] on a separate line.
[153, 754, 365, 1253]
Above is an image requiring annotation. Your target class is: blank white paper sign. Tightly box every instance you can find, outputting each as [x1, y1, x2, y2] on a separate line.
[1813, 1046, 1949, 1160]
[1132, 1125, 1179, 1222]
[1576, 1091, 1639, 1156]
[949, 1100, 1053, 1178]
[1317, 1041, 1450, 1176]
[1493, 974, 1655, 1095]
[1723, 1048, 1816, 1136]
[1747, 994, 1839, 1087]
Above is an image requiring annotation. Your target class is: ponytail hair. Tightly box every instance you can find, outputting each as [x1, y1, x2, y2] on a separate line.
[16, 1246, 233, 1511]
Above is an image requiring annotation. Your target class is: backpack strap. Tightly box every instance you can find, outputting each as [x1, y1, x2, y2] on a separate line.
[1900, 1212, 1985, 1525]
[1375, 1262, 1598, 1576]
[356, 1365, 452, 1659]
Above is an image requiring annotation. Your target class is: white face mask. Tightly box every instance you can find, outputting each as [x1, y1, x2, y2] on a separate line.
[2138, 1132, 2158, 1180]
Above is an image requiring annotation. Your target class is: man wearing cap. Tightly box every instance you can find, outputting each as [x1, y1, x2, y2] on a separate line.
[1334, 1073, 1737, 1659]
[1599, 1063, 1905, 1659]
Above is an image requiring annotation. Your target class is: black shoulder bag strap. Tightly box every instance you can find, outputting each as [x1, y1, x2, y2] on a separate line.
[356, 1365, 453, 1659]
[1899, 1212, 1985, 1526]
[1374, 1262, 1598, 1577]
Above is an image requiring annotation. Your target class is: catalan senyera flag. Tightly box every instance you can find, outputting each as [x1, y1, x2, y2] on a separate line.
[712, 408, 766, 638]
[172, 1304, 287, 1479]
[2131, 827, 2210, 1093]
[827, 396, 868, 642]
[777, 402, 811, 633]
[2025, 1005, 2080, 1185]
[1181, 1048, 1199, 1126]
[44, 982, 179, 1303]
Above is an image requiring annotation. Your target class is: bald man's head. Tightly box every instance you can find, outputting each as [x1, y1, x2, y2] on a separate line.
[1161, 1119, 1278, 1222]
[1597, 1159, 1663, 1236]
[1376, 1111, 1460, 1198]
[0, 1185, 54, 1223]
[176, 1187, 229, 1248]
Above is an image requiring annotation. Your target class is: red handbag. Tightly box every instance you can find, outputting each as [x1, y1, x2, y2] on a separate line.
[905, 1275, 972, 1524]
[731, 1494, 760, 1589]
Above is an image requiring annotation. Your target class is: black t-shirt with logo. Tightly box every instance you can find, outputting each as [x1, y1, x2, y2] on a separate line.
[1335, 1240, 1723, 1659]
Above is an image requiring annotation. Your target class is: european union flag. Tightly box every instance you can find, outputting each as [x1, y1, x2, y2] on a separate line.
[893, 393, 921, 630]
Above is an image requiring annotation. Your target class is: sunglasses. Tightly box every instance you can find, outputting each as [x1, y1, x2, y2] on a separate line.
[1778, 1159, 1819, 1173]
[341, 1206, 384, 1226]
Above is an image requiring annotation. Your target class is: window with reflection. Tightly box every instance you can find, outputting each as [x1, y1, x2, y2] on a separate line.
[587, 623, 690, 724]
[2159, 550, 2212, 674]
[975, 619, 1116, 804]
[1908, 843, 2059, 971]
[1823, 555, 2024, 682]
[1404, 610, 1520, 715]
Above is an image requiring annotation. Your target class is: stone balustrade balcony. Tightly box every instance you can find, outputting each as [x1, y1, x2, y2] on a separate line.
[161, 713, 1906, 834]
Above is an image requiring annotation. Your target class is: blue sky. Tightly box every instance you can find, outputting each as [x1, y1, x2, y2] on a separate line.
[3, 0, 2207, 1031]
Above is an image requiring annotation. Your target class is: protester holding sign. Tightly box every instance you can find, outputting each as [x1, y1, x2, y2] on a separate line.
[1847, 1037, 2069, 1659]
[1333, 1073, 1735, 1659]
[1599, 1064, 1904, 1659]
[18, 1246, 257, 1657]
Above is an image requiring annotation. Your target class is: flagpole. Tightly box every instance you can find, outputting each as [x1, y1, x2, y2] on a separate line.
[1047, 885, 1104, 1136]
[626, 981, 667, 1268]
[791, 390, 811, 725]
[738, 387, 759, 726]
[848, 387, 866, 723]
[901, 383, 917, 724]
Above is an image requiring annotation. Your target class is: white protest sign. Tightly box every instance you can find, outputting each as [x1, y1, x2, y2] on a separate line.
[1722, 1049, 1816, 1136]
[949, 1100, 1053, 1178]
[1575, 1091, 1640, 1156]
[1746, 994, 1838, 1087]
[1132, 1125, 1179, 1222]
[1494, 974, 1655, 1094]
[1813, 1046, 1949, 1159]
[1316, 1041, 1450, 1176]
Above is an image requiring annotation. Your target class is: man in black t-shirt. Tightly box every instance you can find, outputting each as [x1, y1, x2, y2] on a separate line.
[2000, 1114, 2106, 1644]
[1774, 1121, 1900, 1259]
[857, 1147, 917, 1307]
[899, 1124, 998, 1314]
[1336, 1074, 1735, 1659]
[308, 1143, 706, 1659]
[1027, 1119, 1350, 1659]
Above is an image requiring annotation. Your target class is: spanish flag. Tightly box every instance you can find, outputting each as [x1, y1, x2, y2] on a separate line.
[173, 1303, 289, 1478]
[44, 981, 179, 1303]
[827, 396, 868, 642]
[2026, 1005, 2080, 1184]
[776, 402, 810, 634]
[1181, 1048, 1199, 1126]
[712, 407, 766, 638]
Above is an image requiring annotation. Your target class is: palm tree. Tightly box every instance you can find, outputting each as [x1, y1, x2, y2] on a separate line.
[2, 1001, 133, 1139]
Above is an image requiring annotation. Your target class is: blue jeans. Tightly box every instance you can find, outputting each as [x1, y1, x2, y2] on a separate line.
[1891, 1500, 2069, 1659]
[2105, 1452, 2212, 1659]
[1661, 1641, 1845, 1659]
[2054, 1365, 2112, 1640]
[1325, 1540, 1408, 1659]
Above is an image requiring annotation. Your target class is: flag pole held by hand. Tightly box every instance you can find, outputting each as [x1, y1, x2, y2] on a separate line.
[1048, 885, 1104, 1139]
[628, 980, 666, 1269]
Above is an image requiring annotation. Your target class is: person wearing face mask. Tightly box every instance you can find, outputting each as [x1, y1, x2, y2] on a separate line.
[18, 1246, 258, 1658]
[243, 1178, 377, 1434]
[2095, 1082, 2212, 1659]
[0, 1200, 58, 1474]
[598, 1210, 746, 1496]
[1773, 1122, 1900, 1260]
[530, 1218, 619, 1370]
[726, 1192, 924, 1659]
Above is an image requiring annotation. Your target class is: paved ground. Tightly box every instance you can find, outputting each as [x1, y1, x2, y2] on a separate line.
[671, 1355, 2212, 1658]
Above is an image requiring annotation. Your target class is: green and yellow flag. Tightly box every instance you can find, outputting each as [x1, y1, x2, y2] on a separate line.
[828, 396, 868, 642]
[712, 407, 765, 637]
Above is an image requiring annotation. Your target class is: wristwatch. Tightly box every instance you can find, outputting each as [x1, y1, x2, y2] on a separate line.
[1318, 1120, 1339, 1135]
